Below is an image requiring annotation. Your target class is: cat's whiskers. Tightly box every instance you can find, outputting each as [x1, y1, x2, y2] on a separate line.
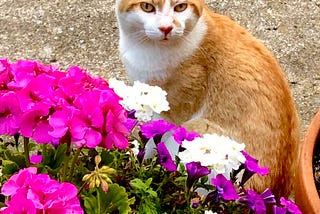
[119, 30, 150, 58]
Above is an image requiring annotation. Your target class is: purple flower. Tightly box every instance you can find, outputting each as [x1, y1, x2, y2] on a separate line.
[241, 151, 269, 175]
[211, 174, 239, 201]
[186, 162, 210, 190]
[157, 142, 177, 171]
[239, 151, 269, 186]
[0, 91, 22, 135]
[273, 206, 288, 214]
[140, 120, 175, 140]
[30, 154, 43, 164]
[241, 188, 275, 214]
[173, 126, 200, 144]
[279, 197, 302, 214]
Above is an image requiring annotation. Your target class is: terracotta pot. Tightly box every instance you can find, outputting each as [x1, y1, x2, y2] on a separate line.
[295, 109, 320, 214]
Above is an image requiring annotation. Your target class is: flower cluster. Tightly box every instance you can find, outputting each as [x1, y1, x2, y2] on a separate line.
[0, 167, 82, 213]
[0, 59, 129, 149]
[109, 78, 170, 122]
[0, 59, 302, 214]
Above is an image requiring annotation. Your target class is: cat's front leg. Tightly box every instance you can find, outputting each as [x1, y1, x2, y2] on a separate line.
[182, 118, 226, 136]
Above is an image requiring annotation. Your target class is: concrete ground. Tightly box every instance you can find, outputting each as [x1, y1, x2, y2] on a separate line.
[0, 0, 319, 135]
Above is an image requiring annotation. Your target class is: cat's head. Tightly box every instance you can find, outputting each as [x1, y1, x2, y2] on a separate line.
[116, 0, 205, 43]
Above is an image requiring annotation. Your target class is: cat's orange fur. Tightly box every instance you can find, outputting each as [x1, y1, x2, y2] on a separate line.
[116, 0, 300, 199]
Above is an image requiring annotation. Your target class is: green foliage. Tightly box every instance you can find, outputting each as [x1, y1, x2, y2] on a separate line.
[83, 184, 132, 214]
[130, 178, 160, 214]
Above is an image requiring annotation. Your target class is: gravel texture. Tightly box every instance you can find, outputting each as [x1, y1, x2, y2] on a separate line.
[0, 0, 319, 135]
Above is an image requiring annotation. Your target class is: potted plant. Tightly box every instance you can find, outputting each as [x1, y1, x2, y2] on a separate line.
[295, 109, 320, 214]
[0, 59, 302, 213]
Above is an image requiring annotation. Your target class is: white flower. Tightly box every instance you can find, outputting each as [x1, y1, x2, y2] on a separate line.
[108, 78, 170, 122]
[204, 211, 217, 214]
[178, 134, 246, 178]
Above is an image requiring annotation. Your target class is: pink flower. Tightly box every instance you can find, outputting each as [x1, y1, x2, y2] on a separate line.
[0, 91, 22, 135]
[1, 167, 37, 196]
[7, 60, 37, 89]
[0, 58, 12, 90]
[102, 110, 129, 149]
[1, 167, 84, 214]
[1, 191, 37, 214]
[20, 102, 53, 143]
[30, 154, 43, 164]
[48, 106, 80, 139]
[17, 73, 55, 112]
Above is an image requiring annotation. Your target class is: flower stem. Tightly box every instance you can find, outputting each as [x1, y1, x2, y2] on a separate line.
[68, 148, 82, 180]
[62, 141, 72, 182]
[23, 137, 30, 167]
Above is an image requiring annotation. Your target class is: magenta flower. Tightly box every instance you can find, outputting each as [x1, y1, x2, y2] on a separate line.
[173, 126, 200, 144]
[1, 191, 37, 214]
[186, 162, 210, 190]
[20, 103, 53, 143]
[140, 120, 176, 143]
[30, 154, 43, 164]
[17, 73, 55, 112]
[96, 89, 129, 150]
[7, 60, 37, 89]
[239, 151, 269, 186]
[0, 91, 22, 135]
[1, 167, 84, 214]
[102, 110, 129, 150]
[241, 151, 269, 175]
[156, 142, 177, 171]
[240, 188, 275, 214]
[48, 106, 79, 139]
[278, 197, 302, 214]
[211, 174, 239, 201]
[1, 167, 37, 196]
[0, 58, 12, 90]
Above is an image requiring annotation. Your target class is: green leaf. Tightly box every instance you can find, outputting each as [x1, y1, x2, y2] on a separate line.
[101, 150, 114, 165]
[130, 178, 160, 213]
[2, 160, 19, 175]
[83, 184, 131, 214]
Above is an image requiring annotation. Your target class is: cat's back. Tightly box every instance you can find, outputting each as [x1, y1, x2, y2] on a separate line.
[181, 7, 301, 198]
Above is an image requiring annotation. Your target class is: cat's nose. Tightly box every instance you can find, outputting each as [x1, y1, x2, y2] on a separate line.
[159, 26, 173, 36]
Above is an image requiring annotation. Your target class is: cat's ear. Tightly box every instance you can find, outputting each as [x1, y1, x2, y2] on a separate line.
[187, 0, 205, 17]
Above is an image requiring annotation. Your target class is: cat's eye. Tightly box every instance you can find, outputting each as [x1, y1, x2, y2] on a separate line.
[140, 2, 155, 13]
[174, 3, 188, 12]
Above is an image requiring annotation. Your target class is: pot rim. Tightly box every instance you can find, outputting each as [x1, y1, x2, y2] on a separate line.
[296, 109, 320, 213]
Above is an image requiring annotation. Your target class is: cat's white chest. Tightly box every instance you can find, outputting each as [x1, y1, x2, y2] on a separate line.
[118, 17, 207, 83]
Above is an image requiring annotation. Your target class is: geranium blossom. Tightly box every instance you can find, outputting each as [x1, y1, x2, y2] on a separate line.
[0, 91, 22, 135]
[1, 167, 83, 213]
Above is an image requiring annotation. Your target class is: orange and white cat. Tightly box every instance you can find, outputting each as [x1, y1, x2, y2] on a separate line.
[115, 0, 300, 199]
